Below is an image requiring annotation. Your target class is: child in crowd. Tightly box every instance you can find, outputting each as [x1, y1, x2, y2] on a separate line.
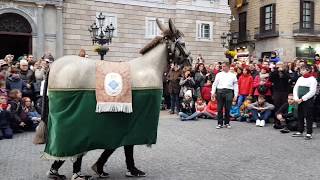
[181, 97, 206, 121]
[237, 68, 253, 107]
[229, 101, 241, 121]
[240, 96, 253, 122]
[0, 95, 13, 140]
[178, 90, 195, 120]
[201, 79, 212, 103]
[205, 96, 218, 119]
[248, 95, 275, 127]
[22, 97, 41, 129]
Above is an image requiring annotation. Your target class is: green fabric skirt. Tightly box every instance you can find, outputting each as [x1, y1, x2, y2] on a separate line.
[44, 89, 162, 158]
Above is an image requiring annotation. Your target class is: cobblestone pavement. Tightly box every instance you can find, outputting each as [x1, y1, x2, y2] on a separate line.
[1, 111, 320, 180]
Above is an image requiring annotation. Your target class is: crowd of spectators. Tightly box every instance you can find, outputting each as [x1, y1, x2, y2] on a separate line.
[163, 53, 320, 138]
[0, 53, 52, 140]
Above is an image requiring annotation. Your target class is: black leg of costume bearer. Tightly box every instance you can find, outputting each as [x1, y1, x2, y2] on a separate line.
[96, 145, 135, 173]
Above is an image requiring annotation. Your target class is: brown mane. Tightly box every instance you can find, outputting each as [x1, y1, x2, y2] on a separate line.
[139, 36, 163, 55]
[140, 29, 172, 55]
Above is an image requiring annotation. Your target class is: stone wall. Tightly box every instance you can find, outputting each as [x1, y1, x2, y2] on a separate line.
[63, 0, 231, 64]
[230, 0, 320, 61]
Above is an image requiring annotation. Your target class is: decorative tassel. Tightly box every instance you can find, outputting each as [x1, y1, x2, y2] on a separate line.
[96, 102, 133, 113]
[33, 120, 47, 145]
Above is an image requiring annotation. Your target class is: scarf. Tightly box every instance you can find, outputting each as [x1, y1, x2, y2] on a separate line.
[303, 73, 313, 78]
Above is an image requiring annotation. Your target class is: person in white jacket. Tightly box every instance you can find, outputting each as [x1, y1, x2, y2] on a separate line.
[292, 65, 317, 140]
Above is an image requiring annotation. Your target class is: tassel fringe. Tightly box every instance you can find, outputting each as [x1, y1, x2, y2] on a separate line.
[96, 102, 133, 113]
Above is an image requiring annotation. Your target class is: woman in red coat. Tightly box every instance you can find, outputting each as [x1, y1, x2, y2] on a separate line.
[237, 68, 253, 107]
[253, 67, 272, 102]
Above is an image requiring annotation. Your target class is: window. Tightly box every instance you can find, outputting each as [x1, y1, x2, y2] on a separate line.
[264, 5, 273, 31]
[145, 17, 164, 38]
[96, 13, 118, 36]
[301, 1, 314, 29]
[260, 4, 276, 32]
[196, 21, 213, 41]
[192, 0, 216, 7]
[239, 12, 247, 41]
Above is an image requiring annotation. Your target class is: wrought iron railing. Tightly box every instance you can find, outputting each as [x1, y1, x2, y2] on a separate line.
[254, 24, 279, 39]
[293, 22, 320, 35]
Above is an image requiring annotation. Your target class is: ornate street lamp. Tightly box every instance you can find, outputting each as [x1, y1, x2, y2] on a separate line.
[88, 12, 115, 60]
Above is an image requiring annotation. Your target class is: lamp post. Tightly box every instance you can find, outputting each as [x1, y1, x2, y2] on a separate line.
[88, 12, 115, 60]
[221, 31, 238, 64]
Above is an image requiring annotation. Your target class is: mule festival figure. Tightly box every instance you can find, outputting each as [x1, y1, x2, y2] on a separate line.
[42, 18, 192, 159]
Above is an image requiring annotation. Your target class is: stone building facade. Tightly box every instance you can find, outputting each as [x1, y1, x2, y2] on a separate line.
[230, 0, 320, 62]
[0, 0, 231, 63]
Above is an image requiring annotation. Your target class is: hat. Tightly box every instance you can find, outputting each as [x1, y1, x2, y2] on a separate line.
[20, 59, 28, 65]
[184, 90, 192, 98]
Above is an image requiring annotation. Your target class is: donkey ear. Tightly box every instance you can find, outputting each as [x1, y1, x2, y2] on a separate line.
[169, 18, 177, 34]
[177, 29, 184, 37]
[156, 18, 166, 32]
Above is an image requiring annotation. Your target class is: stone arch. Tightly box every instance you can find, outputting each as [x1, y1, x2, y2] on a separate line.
[0, 8, 36, 35]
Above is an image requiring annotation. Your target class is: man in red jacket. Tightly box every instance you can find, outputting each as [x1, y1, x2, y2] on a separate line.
[237, 68, 253, 107]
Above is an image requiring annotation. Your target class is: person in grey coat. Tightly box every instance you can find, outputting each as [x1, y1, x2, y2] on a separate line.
[248, 95, 275, 127]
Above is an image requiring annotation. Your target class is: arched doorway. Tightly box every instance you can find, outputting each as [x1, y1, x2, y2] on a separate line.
[0, 13, 32, 60]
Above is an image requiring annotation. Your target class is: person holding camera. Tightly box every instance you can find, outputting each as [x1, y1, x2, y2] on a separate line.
[274, 94, 298, 133]
[248, 95, 275, 127]
[179, 70, 195, 98]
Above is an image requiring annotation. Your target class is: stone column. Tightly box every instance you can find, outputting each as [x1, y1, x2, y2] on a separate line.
[55, 5, 64, 58]
[36, 3, 45, 59]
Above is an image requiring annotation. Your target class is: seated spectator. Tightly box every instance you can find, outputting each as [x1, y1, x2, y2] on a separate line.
[178, 90, 195, 120]
[180, 97, 215, 121]
[8, 89, 34, 132]
[274, 94, 298, 133]
[230, 101, 241, 121]
[248, 95, 275, 127]
[201, 79, 212, 103]
[6, 67, 30, 93]
[22, 97, 41, 129]
[0, 80, 7, 97]
[0, 95, 13, 139]
[205, 96, 218, 119]
[240, 96, 253, 122]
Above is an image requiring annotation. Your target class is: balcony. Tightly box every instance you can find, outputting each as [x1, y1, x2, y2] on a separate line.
[238, 30, 251, 43]
[254, 24, 279, 40]
[293, 22, 320, 37]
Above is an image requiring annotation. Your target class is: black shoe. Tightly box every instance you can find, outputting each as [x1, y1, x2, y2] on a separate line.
[126, 167, 146, 177]
[91, 163, 109, 178]
[47, 169, 66, 180]
[280, 127, 290, 133]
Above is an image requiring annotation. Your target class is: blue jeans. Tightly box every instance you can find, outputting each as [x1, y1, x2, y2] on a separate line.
[170, 93, 179, 112]
[179, 112, 214, 121]
[252, 109, 272, 122]
[237, 95, 247, 107]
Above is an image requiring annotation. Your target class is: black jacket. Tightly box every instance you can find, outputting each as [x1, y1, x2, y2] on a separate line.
[270, 69, 289, 93]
